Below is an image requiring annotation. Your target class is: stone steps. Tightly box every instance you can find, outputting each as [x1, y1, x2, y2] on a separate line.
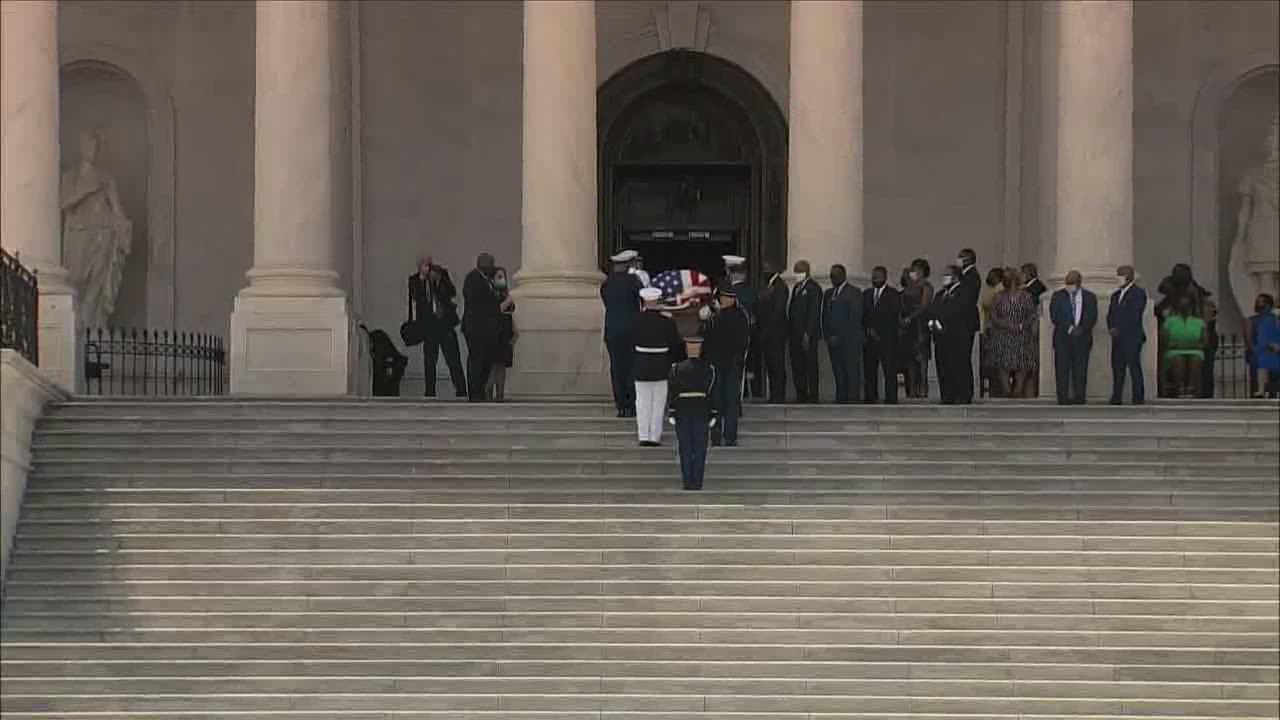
[4, 399, 1277, 718]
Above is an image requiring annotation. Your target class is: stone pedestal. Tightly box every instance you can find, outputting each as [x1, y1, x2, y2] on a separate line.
[230, 0, 351, 395]
[508, 0, 607, 396]
[787, 0, 863, 279]
[1, 0, 80, 393]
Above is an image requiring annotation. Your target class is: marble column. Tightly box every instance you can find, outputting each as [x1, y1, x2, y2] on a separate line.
[1041, 0, 1154, 399]
[1, 0, 80, 391]
[509, 0, 606, 395]
[787, 0, 863, 282]
[230, 0, 352, 395]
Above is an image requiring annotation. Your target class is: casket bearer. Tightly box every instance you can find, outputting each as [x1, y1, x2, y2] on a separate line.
[667, 337, 718, 490]
[701, 286, 751, 447]
[632, 287, 684, 447]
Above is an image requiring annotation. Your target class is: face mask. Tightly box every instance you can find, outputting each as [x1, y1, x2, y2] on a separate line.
[1065, 284, 1079, 293]
[909, 271, 921, 281]
[494, 278, 508, 290]
[942, 276, 955, 287]
[956, 258, 966, 268]
[1116, 276, 1128, 287]
[795, 272, 808, 283]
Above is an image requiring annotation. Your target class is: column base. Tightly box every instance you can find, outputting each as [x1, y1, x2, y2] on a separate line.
[506, 271, 609, 397]
[35, 286, 82, 394]
[1039, 274, 1158, 402]
[229, 293, 353, 395]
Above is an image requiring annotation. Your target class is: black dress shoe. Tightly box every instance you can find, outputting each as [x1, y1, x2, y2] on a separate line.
[616, 408, 625, 418]
[1109, 398, 1122, 406]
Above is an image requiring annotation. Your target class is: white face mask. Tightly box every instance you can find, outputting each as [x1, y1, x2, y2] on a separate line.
[1065, 284, 1079, 293]
[942, 276, 956, 287]
[955, 258, 966, 268]
[795, 272, 808, 283]
[909, 271, 921, 281]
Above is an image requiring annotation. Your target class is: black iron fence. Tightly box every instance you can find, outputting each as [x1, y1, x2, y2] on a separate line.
[84, 328, 227, 396]
[0, 248, 39, 366]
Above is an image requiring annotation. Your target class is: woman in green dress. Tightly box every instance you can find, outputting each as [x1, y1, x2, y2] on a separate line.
[1161, 296, 1207, 398]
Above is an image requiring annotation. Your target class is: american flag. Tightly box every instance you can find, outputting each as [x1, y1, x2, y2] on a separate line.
[652, 269, 713, 306]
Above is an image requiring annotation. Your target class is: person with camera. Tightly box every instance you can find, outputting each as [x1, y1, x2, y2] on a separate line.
[406, 255, 466, 398]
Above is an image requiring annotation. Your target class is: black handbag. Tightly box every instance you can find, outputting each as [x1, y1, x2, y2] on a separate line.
[399, 320, 423, 347]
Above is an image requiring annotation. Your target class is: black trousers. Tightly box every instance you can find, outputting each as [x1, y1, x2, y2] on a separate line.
[422, 329, 466, 397]
[1110, 338, 1145, 403]
[465, 333, 498, 402]
[789, 336, 819, 403]
[762, 336, 787, 403]
[827, 340, 862, 403]
[938, 332, 974, 404]
[604, 334, 635, 411]
[746, 333, 765, 398]
[862, 339, 898, 404]
[1053, 336, 1091, 404]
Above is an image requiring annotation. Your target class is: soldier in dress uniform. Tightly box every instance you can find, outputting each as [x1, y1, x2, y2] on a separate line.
[632, 287, 684, 447]
[601, 250, 643, 417]
[629, 252, 652, 288]
[701, 286, 751, 447]
[723, 255, 763, 402]
[667, 337, 718, 491]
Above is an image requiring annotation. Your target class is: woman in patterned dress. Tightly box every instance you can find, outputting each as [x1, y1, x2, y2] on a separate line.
[988, 267, 1039, 398]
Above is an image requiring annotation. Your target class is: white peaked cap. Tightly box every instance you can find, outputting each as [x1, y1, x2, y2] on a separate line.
[610, 249, 638, 263]
[723, 255, 746, 267]
[639, 287, 662, 301]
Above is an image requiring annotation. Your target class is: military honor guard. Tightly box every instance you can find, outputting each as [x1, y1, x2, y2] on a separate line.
[702, 285, 751, 446]
[632, 287, 684, 446]
[600, 250, 644, 417]
[667, 337, 718, 491]
[723, 255, 763, 401]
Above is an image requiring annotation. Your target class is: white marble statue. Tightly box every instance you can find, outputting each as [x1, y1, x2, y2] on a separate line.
[61, 129, 133, 329]
[1229, 113, 1280, 318]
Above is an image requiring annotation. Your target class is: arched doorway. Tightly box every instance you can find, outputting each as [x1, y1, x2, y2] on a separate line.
[598, 50, 787, 281]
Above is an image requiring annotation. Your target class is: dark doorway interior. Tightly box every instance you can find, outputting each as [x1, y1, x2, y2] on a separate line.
[614, 163, 749, 278]
[598, 51, 787, 284]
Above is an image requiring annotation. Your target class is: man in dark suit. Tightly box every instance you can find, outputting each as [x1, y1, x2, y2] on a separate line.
[787, 259, 823, 403]
[951, 249, 982, 403]
[1107, 264, 1147, 405]
[822, 264, 863, 403]
[930, 265, 974, 405]
[862, 266, 901, 404]
[757, 259, 789, 403]
[408, 256, 466, 397]
[462, 253, 502, 402]
[600, 250, 643, 417]
[1049, 270, 1097, 405]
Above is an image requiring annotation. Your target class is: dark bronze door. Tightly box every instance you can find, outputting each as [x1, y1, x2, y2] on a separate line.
[613, 163, 749, 277]
[598, 51, 788, 284]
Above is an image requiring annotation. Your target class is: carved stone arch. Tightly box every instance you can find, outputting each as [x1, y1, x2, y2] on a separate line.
[1188, 50, 1279, 325]
[598, 50, 787, 280]
[60, 43, 177, 329]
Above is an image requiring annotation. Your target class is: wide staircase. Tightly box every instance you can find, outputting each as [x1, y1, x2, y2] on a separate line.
[2, 399, 1278, 719]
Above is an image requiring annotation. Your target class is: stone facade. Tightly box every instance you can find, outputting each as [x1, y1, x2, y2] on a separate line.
[1, 0, 1276, 396]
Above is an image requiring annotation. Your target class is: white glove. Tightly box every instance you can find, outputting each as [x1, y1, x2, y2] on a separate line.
[708, 417, 718, 429]
[667, 415, 676, 426]
[698, 306, 713, 321]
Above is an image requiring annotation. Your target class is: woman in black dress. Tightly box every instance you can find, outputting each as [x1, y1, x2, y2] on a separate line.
[487, 267, 517, 402]
[899, 258, 934, 398]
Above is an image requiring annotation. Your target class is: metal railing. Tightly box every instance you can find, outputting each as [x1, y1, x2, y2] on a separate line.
[84, 328, 226, 396]
[0, 249, 39, 365]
